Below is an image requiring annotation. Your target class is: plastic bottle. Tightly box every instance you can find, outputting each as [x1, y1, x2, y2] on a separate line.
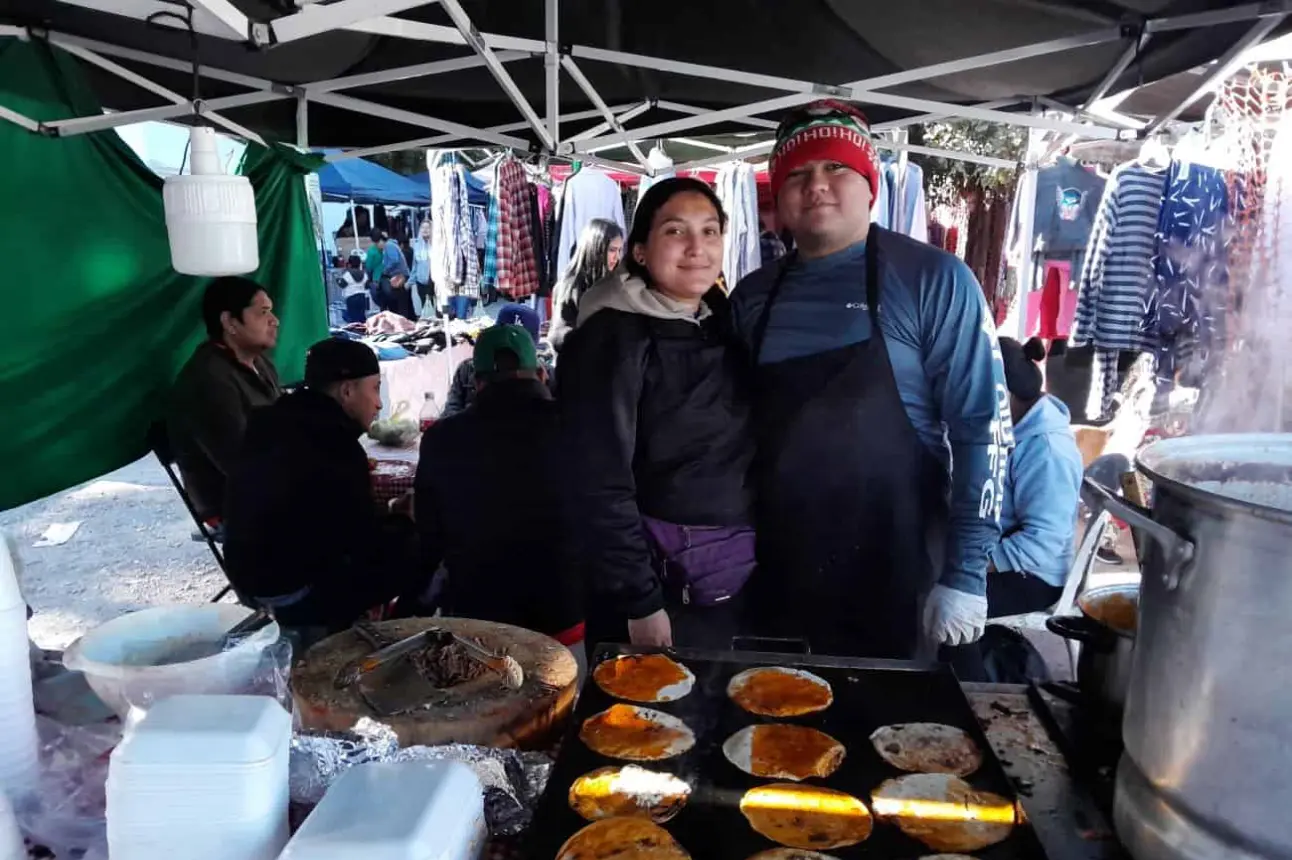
[0, 533, 39, 803]
[419, 392, 441, 433]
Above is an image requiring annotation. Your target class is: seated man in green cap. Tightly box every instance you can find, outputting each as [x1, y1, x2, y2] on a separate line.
[224, 337, 424, 646]
[415, 325, 584, 650]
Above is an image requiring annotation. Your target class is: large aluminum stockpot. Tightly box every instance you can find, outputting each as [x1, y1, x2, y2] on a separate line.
[1085, 434, 1292, 860]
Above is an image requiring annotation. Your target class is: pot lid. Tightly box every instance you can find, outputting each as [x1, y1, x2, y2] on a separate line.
[1137, 433, 1292, 519]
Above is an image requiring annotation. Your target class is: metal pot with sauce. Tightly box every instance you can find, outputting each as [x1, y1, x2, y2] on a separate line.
[1046, 583, 1138, 714]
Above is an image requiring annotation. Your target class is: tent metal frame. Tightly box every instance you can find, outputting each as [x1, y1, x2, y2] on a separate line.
[1, 0, 1289, 173]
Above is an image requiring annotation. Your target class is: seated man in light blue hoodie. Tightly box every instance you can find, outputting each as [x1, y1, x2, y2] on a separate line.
[989, 337, 1084, 615]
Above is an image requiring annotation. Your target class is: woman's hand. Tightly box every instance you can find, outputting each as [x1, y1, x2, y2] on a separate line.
[627, 609, 673, 647]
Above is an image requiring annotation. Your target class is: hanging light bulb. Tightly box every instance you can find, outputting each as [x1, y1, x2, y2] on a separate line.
[163, 124, 259, 275]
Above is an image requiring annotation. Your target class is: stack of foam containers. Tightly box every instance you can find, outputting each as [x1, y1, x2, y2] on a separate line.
[107, 695, 291, 860]
[0, 533, 39, 804]
[278, 760, 486, 860]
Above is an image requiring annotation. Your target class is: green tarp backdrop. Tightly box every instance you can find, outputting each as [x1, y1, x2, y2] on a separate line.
[0, 38, 327, 511]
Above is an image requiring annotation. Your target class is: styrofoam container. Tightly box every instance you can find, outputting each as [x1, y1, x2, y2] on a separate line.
[0, 791, 25, 860]
[113, 694, 290, 766]
[62, 606, 280, 718]
[279, 760, 486, 859]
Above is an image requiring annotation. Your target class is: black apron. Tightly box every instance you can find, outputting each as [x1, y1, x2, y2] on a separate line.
[749, 226, 948, 658]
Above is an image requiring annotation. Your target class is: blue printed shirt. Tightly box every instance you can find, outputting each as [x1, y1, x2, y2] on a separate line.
[731, 230, 1011, 596]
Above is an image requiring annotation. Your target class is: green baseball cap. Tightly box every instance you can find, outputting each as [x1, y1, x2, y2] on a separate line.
[474, 323, 539, 375]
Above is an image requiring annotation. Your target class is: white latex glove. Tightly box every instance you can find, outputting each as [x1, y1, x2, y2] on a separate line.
[627, 609, 673, 647]
[922, 585, 988, 646]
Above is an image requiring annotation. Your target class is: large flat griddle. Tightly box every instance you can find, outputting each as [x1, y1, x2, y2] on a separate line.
[528, 645, 1048, 859]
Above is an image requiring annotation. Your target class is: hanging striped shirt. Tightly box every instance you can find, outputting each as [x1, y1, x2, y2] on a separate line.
[1071, 161, 1169, 352]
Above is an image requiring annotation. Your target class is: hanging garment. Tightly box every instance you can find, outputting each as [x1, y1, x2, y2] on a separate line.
[1025, 260, 1079, 339]
[1148, 160, 1230, 394]
[555, 168, 626, 275]
[717, 163, 761, 286]
[1071, 160, 1168, 352]
[873, 165, 893, 230]
[636, 147, 676, 206]
[746, 227, 948, 658]
[491, 159, 540, 299]
[900, 163, 929, 242]
[1032, 157, 1106, 258]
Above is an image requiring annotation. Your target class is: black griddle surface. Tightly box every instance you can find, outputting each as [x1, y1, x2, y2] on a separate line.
[527, 646, 1049, 859]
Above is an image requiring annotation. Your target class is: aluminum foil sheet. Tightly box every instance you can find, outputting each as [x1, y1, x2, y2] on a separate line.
[289, 720, 552, 836]
[289, 718, 399, 805]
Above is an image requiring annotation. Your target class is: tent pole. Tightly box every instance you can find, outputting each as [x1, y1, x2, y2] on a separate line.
[270, 0, 444, 45]
[309, 91, 531, 149]
[296, 94, 309, 148]
[0, 104, 39, 133]
[348, 199, 358, 257]
[653, 101, 776, 131]
[561, 56, 651, 169]
[304, 52, 531, 95]
[439, 0, 554, 151]
[326, 104, 637, 162]
[873, 99, 1019, 131]
[568, 101, 654, 142]
[1145, 14, 1287, 132]
[48, 37, 266, 143]
[670, 139, 1017, 173]
[45, 90, 288, 136]
[571, 90, 1121, 154]
[183, 0, 250, 41]
[545, 0, 559, 146]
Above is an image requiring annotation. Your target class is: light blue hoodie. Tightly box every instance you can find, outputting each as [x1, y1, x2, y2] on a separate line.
[990, 395, 1083, 587]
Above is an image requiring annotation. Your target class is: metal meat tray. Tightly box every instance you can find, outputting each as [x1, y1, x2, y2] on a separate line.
[526, 645, 1049, 859]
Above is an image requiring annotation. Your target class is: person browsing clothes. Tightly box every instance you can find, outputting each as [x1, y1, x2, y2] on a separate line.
[560, 178, 756, 653]
[731, 100, 1010, 658]
[549, 218, 624, 353]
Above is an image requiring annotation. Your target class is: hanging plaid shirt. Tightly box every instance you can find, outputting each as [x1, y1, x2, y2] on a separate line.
[481, 160, 503, 292]
[494, 159, 541, 299]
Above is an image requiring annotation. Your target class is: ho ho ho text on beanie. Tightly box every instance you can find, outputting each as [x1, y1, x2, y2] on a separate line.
[769, 99, 881, 202]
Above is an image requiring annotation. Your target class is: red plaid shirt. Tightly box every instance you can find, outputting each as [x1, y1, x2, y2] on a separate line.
[495, 159, 540, 299]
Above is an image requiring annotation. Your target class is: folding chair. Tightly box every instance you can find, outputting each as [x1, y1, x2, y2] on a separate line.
[146, 421, 243, 605]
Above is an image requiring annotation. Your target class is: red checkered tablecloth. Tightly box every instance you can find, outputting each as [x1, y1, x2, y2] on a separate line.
[365, 437, 420, 505]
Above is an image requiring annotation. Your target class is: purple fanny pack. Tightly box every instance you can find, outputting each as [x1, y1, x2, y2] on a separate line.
[640, 516, 756, 607]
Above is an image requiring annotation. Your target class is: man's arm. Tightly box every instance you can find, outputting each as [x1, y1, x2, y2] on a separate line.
[920, 255, 1010, 596]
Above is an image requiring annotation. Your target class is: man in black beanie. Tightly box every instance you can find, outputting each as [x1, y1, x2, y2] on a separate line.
[224, 338, 423, 644]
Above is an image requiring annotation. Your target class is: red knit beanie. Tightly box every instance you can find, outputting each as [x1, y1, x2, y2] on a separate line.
[769, 100, 881, 201]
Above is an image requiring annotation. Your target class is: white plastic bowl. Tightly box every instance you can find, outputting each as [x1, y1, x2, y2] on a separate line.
[62, 605, 280, 718]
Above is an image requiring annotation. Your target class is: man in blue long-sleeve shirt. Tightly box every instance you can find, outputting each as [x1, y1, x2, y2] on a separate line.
[731, 100, 1011, 658]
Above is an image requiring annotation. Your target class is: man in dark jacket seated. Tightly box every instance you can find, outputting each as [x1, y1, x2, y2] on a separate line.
[223, 338, 422, 646]
[415, 325, 584, 650]
[167, 276, 283, 525]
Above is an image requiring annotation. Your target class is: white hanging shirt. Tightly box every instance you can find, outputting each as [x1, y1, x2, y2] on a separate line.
[556, 168, 626, 274]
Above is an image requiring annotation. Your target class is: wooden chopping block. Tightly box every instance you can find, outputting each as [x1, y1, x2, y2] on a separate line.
[292, 617, 578, 749]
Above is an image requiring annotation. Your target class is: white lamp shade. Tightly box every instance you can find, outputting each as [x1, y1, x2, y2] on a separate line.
[164, 126, 259, 276]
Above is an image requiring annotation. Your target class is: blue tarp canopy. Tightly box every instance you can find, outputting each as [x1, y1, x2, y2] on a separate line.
[317, 151, 430, 205]
[409, 170, 489, 207]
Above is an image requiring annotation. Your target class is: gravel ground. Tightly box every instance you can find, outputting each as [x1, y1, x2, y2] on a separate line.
[0, 457, 225, 650]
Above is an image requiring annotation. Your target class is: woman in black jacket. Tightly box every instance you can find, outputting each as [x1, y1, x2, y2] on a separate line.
[559, 178, 756, 651]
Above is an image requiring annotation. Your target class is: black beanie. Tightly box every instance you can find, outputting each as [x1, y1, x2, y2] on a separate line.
[999, 337, 1045, 401]
[305, 337, 379, 389]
